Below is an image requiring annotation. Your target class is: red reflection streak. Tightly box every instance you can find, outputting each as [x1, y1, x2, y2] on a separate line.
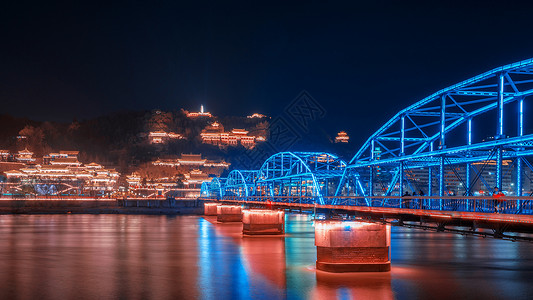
[202, 216, 287, 289]
[311, 270, 393, 300]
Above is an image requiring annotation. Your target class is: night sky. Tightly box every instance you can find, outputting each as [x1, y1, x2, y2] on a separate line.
[2, 0, 533, 145]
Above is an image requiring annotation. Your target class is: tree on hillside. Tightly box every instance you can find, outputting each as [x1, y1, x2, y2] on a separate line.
[18, 125, 47, 156]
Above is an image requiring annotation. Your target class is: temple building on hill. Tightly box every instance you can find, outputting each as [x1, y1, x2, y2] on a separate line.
[247, 113, 267, 119]
[335, 131, 350, 143]
[149, 131, 185, 144]
[43, 151, 80, 165]
[0, 150, 11, 161]
[126, 173, 142, 187]
[15, 149, 35, 163]
[153, 153, 230, 169]
[186, 105, 213, 118]
[200, 121, 265, 149]
[184, 169, 211, 186]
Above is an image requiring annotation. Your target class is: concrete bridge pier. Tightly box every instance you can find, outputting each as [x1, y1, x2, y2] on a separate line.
[242, 209, 285, 235]
[204, 202, 219, 216]
[217, 205, 243, 222]
[315, 220, 391, 272]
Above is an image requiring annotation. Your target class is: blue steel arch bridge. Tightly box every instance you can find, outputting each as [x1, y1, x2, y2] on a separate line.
[201, 58, 533, 239]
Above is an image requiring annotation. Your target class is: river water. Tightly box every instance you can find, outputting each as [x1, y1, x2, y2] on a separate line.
[0, 214, 532, 300]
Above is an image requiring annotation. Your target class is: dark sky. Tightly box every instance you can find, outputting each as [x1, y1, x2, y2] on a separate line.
[2, 0, 533, 145]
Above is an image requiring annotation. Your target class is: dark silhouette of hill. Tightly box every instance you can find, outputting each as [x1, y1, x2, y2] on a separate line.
[0, 110, 352, 173]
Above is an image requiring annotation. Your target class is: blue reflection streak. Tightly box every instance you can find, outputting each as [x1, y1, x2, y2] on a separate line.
[196, 218, 252, 300]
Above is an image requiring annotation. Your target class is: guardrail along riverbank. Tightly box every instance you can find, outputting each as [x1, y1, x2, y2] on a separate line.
[0, 197, 206, 215]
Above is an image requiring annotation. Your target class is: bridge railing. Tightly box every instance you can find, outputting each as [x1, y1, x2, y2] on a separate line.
[217, 195, 533, 215]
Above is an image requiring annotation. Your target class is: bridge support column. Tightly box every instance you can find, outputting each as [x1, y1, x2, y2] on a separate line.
[315, 220, 391, 273]
[217, 205, 243, 222]
[204, 202, 219, 216]
[242, 209, 284, 235]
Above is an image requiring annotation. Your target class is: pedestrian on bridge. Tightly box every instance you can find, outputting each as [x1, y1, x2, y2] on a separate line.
[402, 191, 410, 208]
[493, 187, 505, 213]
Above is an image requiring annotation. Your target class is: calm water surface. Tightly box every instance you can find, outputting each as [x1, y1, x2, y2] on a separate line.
[0, 214, 532, 300]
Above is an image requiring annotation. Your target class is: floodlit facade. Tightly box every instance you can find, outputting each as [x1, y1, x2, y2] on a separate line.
[16, 149, 35, 163]
[186, 105, 212, 118]
[200, 122, 265, 149]
[149, 131, 184, 144]
[152, 153, 230, 169]
[247, 113, 267, 119]
[335, 131, 350, 143]
[0, 150, 10, 161]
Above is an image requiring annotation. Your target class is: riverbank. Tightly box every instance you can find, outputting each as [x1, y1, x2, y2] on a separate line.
[0, 198, 206, 215]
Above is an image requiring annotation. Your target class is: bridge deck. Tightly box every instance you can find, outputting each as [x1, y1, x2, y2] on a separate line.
[211, 196, 533, 227]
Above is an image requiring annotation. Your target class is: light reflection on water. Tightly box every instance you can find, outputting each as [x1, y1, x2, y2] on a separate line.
[1, 214, 533, 299]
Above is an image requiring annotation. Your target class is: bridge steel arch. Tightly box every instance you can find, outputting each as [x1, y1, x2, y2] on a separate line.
[200, 181, 210, 197]
[256, 152, 346, 204]
[336, 58, 533, 207]
[224, 170, 259, 198]
[202, 177, 226, 199]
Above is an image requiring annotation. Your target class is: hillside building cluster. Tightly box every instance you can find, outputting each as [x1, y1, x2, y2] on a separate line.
[125, 153, 229, 197]
[1, 150, 119, 195]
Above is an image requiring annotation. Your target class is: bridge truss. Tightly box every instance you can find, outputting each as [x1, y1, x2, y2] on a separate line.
[336, 58, 533, 204]
[202, 58, 533, 214]
[202, 152, 346, 204]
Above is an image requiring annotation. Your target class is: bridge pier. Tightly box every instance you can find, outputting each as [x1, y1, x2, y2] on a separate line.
[217, 205, 243, 222]
[204, 202, 219, 216]
[242, 209, 285, 235]
[315, 220, 391, 272]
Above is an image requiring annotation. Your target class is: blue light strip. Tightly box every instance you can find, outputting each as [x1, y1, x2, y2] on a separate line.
[440, 95, 446, 148]
[517, 98, 524, 199]
[398, 162, 404, 202]
[468, 118, 472, 145]
[498, 73, 505, 137]
[518, 98, 524, 136]
[371, 139, 375, 160]
[496, 147, 503, 190]
[401, 115, 405, 154]
[438, 156, 445, 210]
[466, 118, 472, 196]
